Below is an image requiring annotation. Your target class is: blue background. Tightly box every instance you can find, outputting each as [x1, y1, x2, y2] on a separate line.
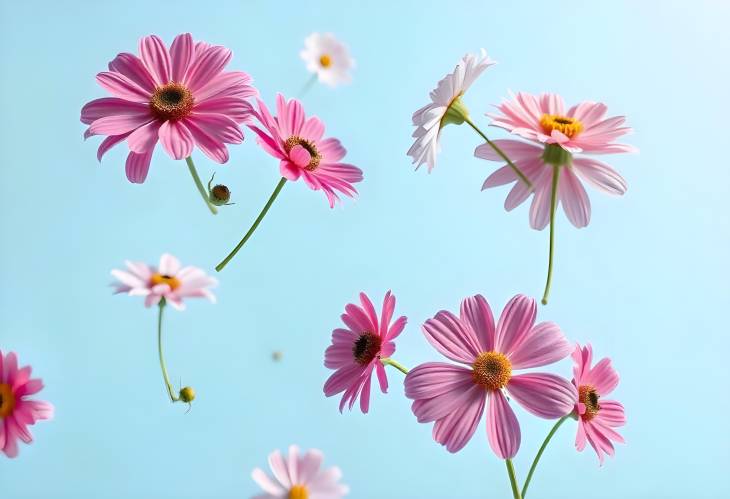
[1, 1, 728, 497]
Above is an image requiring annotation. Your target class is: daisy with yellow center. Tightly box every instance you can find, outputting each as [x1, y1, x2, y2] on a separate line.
[300, 32, 354, 89]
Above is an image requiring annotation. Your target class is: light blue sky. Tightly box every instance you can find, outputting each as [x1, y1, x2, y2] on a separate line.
[1, 1, 728, 497]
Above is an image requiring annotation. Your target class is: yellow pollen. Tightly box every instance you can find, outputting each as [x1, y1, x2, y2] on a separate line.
[150, 273, 181, 291]
[284, 136, 322, 171]
[539, 114, 584, 138]
[578, 384, 601, 421]
[150, 82, 194, 121]
[319, 54, 332, 68]
[289, 484, 309, 499]
[0, 383, 16, 418]
[472, 352, 512, 390]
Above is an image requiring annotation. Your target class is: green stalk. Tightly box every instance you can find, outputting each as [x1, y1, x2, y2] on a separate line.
[541, 165, 561, 305]
[521, 416, 569, 498]
[185, 156, 218, 215]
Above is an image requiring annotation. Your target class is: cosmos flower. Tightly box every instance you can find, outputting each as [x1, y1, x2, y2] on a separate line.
[248, 94, 363, 207]
[251, 445, 349, 498]
[407, 50, 496, 171]
[323, 291, 406, 413]
[111, 253, 217, 310]
[300, 33, 355, 87]
[404, 294, 575, 456]
[0, 350, 54, 458]
[81, 33, 257, 183]
[572, 343, 626, 464]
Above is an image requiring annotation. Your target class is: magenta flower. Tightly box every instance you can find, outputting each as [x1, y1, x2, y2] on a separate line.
[404, 294, 575, 456]
[249, 94, 363, 207]
[111, 253, 217, 311]
[572, 343, 626, 464]
[0, 350, 54, 458]
[251, 445, 349, 498]
[324, 291, 406, 413]
[81, 33, 257, 184]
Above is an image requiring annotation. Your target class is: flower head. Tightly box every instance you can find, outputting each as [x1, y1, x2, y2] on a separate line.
[572, 343, 625, 465]
[324, 291, 406, 413]
[81, 33, 258, 183]
[111, 253, 217, 310]
[248, 94, 363, 207]
[251, 445, 349, 498]
[0, 350, 54, 458]
[408, 50, 496, 172]
[300, 33, 355, 87]
[404, 294, 575, 456]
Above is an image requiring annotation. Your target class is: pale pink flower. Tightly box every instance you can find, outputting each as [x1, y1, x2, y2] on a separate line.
[81, 33, 257, 183]
[300, 33, 355, 87]
[404, 294, 575, 456]
[323, 291, 406, 413]
[0, 350, 54, 458]
[251, 445, 349, 498]
[248, 94, 363, 207]
[572, 343, 626, 465]
[111, 253, 217, 310]
[408, 50, 496, 171]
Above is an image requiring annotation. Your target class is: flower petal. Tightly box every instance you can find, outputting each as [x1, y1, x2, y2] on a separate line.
[432, 384, 486, 453]
[139, 35, 171, 85]
[559, 167, 591, 228]
[495, 294, 536, 357]
[169, 33, 194, 82]
[185, 45, 232, 92]
[80, 97, 150, 125]
[96, 71, 151, 102]
[159, 120, 194, 160]
[572, 157, 628, 195]
[509, 321, 571, 369]
[486, 390, 520, 459]
[507, 373, 576, 419]
[422, 311, 481, 364]
[459, 294, 496, 353]
[404, 362, 474, 400]
[125, 150, 153, 183]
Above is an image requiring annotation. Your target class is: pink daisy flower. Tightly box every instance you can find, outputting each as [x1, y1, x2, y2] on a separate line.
[81, 33, 257, 183]
[251, 445, 349, 498]
[323, 291, 406, 413]
[111, 253, 217, 311]
[1, 350, 54, 458]
[404, 294, 575, 456]
[248, 94, 363, 207]
[572, 343, 626, 464]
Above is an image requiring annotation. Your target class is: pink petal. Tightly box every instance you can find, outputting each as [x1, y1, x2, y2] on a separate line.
[188, 113, 243, 144]
[159, 120, 194, 160]
[319, 138, 346, 162]
[572, 157, 627, 195]
[80, 97, 150, 125]
[185, 45, 232, 92]
[404, 362, 474, 399]
[474, 139, 542, 162]
[88, 114, 153, 136]
[267, 450, 292, 488]
[359, 372, 372, 413]
[422, 311, 481, 365]
[125, 150, 153, 184]
[251, 468, 285, 495]
[586, 358, 620, 395]
[97, 133, 131, 162]
[507, 373, 576, 419]
[529, 167, 557, 230]
[508, 321, 571, 369]
[159, 253, 181, 275]
[486, 390, 521, 459]
[194, 96, 254, 123]
[409, 375, 482, 423]
[559, 167, 591, 228]
[194, 71, 256, 102]
[595, 400, 626, 426]
[139, 35, 171, 86]
[96, 71, 151, 102]
[299, 116, 325, 142]
[127, 120, 161, 153]
[459, 294, 496, 353]
[375, 362, 388, 393]
[169, 33, 193, 82]
[279, 161, 301, 181]
[432, 385, 486, 453]
[290, 144, 312, 168]
[495, 294, 536, 357]
[108, 53, 157, 92]
[323, 364, 362, 397]
[185, 119, 230, 163]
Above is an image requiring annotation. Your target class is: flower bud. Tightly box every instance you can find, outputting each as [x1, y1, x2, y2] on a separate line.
[179, 386, 196, 403]
[209, 184, 231, 206]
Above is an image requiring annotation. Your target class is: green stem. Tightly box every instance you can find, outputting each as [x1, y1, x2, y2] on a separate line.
[464, 118, 532, 189]
[298, 73, 318, 98]
[185, 156, 218, 215]
[215, 177, 287, 272]
[541, 165, 561, 305]
[505, 459, 522, 499]
[380, 357, 409, 375]
[521, 416, 569, 498]
[157, 300, 178, 403]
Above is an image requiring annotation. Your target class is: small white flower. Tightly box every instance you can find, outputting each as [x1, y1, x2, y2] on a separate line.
[408, 50, 496, 172]
[300, 32, 355, 87]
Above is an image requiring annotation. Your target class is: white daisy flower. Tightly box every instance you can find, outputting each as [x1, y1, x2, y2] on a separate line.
[300, 33, 355, 87]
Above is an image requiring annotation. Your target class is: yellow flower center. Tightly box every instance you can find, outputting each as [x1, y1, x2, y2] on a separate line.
[578, 384, 601, 421]
[539, 114, 583, 138]
[472, 352, 512, 390]
[0, 383, 16, 418]
[150, 82, 194, 121]
[319, 54, 332, 68]
[150, 273, 181, 291]
[352, 332, 382, 365]
[284, 136, 322, 171]
[289, 484, 309, 499]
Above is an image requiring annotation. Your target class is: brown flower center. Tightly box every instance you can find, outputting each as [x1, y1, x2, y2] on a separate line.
[284, 136, 321, 171]
[319, 54, 332, 68]
[288, 485, 309, 499]
[150, 82, 194, 121]
[539, 113, 583, 138]
[578, 384, 601, 421]
[150, 273, 181, 291]
[352, 332, 382, 365]
[472, 351, 512, 390]
[0, 383, 16, 418]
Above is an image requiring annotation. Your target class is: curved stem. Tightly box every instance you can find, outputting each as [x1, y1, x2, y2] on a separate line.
[298, 73, 318, 98]
[157, 300, 178, 403]
[541, 165, 561, 305]
[380, 357, 409, 375]
[505, 459, 522, 499]
[521, 416, 569, 498]
[464, 118, 532, 189]
[185, 156, 218, 215]
[215, 177, 287, 272]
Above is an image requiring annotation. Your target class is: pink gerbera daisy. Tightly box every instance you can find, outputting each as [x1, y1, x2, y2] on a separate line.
[251, 445, 349, 498]
[572, 343, 626, 464]
[249, 94, 363, 207]
[404, 294, 575, 456]
[1, 350, 54, 458]
[111, 253, 217, 311]
[323, 291, 406, 413]
[81, 33, 257, 184]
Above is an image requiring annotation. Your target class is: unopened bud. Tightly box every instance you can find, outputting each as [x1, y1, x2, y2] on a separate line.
[179, 386, 196, 403]
[209, 184, 231, 206]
